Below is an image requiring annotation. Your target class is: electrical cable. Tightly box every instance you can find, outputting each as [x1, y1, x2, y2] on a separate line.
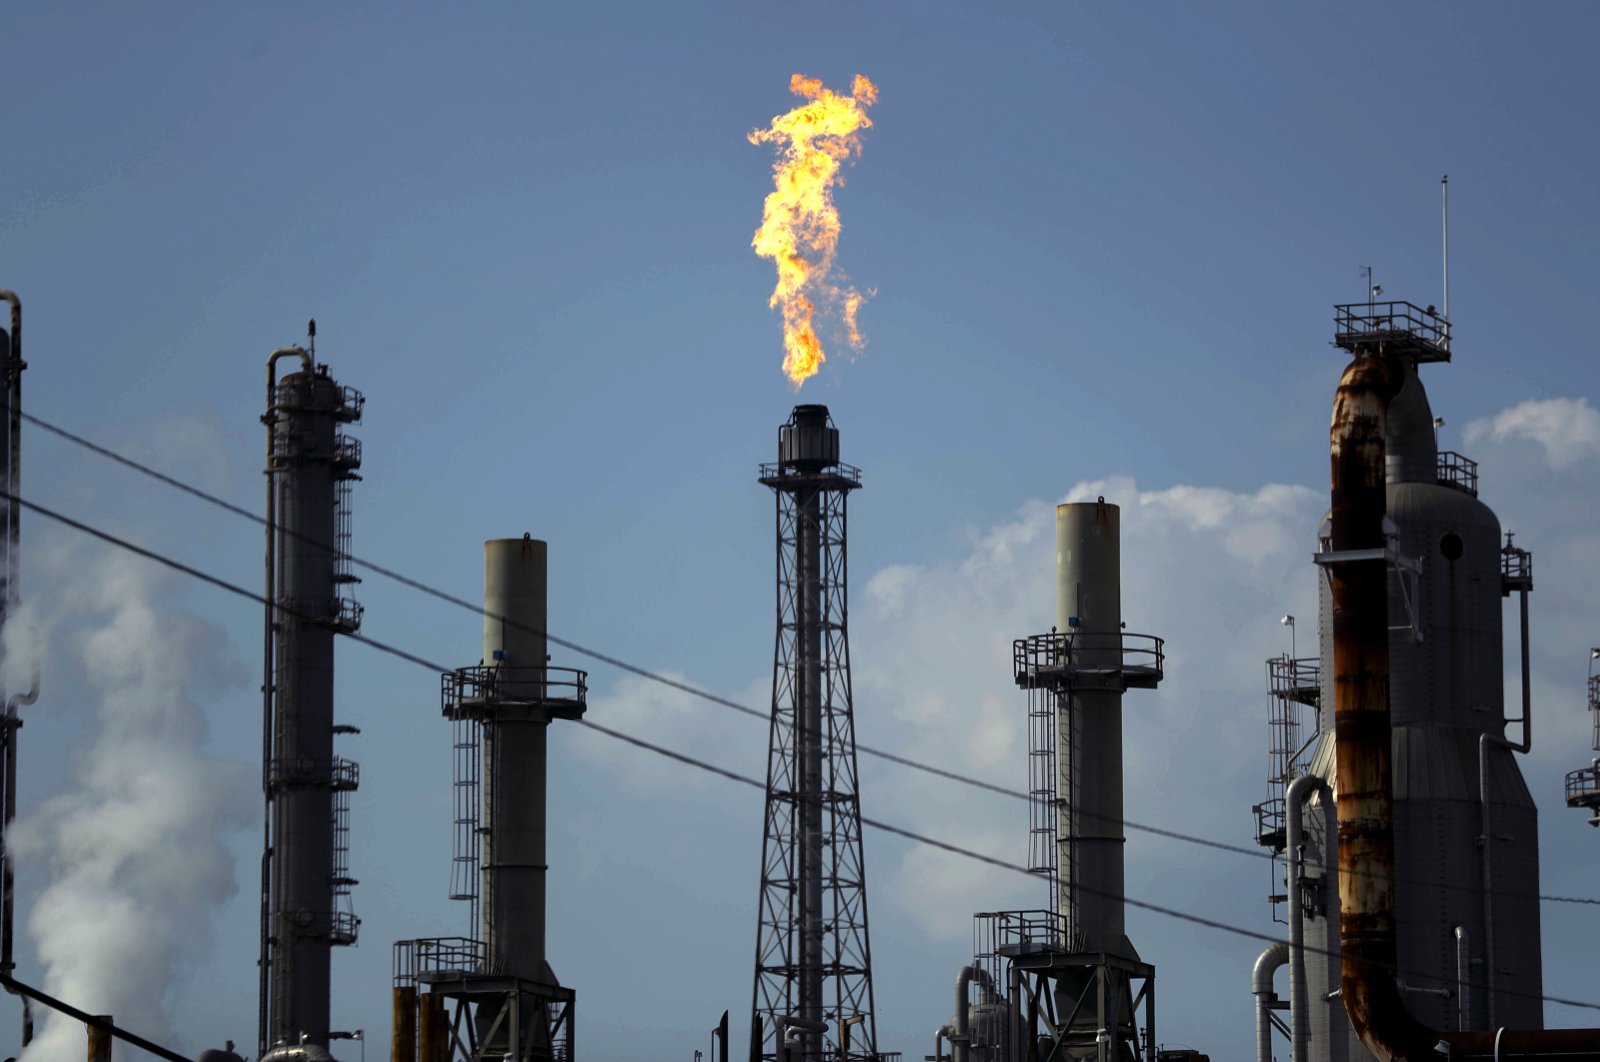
[15, 413, 1600, 910]
[7, 487, 1600, 1018]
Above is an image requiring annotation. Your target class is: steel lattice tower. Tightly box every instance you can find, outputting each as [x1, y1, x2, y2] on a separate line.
[752, 405, 878, 1062]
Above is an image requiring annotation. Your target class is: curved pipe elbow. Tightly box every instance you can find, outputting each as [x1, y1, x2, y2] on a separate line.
[1253, 941, 1289, 997]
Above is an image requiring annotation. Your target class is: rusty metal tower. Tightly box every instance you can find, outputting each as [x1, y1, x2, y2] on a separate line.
[751, 405, 879, 1062]
[260, 331, 364, 1056]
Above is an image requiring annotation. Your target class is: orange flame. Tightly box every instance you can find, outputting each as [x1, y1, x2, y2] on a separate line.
[750, 73, 878, 387]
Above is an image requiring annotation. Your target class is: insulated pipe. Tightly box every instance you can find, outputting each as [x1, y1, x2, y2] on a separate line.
[1329, 351, 1600, 1060]
[1477, 569, 1533, 1027]
[1286, 774, 1329, 1062]
[1253, 942, 1289, 1062]
[952, 965, 998, 1062]
[954, 967, 973, 1062]
[1454, 927, 1470, 1032]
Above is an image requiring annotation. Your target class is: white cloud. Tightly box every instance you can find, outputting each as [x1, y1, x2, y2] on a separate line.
[851, 476, 1324, 946]
[1463, 396, 1600, 469]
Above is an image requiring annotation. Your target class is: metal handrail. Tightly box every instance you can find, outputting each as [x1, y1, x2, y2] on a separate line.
[1436, 451, 1478, 496]
[336, 385, 365, 421]
[443, 664, 589, 707]
[392, 936, 486, 987]
[1333, 300, 1451, 350]
[1501, 543, 1534, 589]
[758, 460, 861, 485]
[333, 434, 362, 468]
[974, 908, 1076, 952]
[1012, 631, 1165, 681]
[266, 756, 360, 790]
[329, 911, 360, 946]
[1565, 765, 1600, 806]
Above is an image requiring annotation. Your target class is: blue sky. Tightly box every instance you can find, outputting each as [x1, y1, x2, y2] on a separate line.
[3, 3, 1599, 1060]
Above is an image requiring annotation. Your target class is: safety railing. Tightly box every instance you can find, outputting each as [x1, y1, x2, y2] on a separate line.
[758, 460, 862, 486]
[1566, 766, 1600, 808]
[265, 756, 359, 790]
[392, 936, 485, 987]
[443, 665, 588, 712]
[336, 385, 364, 422]
[1012, 631, 1164, 688]
[1501, 541, 1533, 593]
[1436, 451, 1478, 496]
[333, 433, 362, 470]
[1333, 300, 1451, 360]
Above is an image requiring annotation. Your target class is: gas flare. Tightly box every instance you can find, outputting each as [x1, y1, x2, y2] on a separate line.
[750, 73, 878, 387]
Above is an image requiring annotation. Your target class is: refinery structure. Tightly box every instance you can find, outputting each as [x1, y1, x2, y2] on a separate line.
[1, 252, 1599, 1060]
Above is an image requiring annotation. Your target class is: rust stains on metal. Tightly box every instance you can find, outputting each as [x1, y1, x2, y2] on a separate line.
[1329, 351, 1600, 1061]
[1329, 352, 1432, 1062]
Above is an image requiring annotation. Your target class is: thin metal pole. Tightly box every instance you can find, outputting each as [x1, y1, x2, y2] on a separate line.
[1442, 175, 1451, 326]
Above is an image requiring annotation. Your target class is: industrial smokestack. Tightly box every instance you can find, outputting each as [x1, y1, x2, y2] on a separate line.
[1054, 500, 1134, 957]
[480, 535, 556, 980]
[1002, 496, 1164, 1059]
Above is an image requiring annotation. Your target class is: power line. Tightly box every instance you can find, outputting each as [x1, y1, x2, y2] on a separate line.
[17, 413, 1600, 909]
[8, 487, 1600, 1019]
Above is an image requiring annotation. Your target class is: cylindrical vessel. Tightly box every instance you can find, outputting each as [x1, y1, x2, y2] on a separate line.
[87, 1018, 111, 1062]
[270, 368, 347, 1047]
[417, 995, 449, 1062]
[391, 986, 416, 1062]
[480, 536, 550, 981]
[1054, 501, 1131, 957]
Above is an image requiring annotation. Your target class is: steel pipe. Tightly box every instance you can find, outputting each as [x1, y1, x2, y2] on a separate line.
[1253, 942, 1289, 1062]
[1286, 773, 1330, 1062]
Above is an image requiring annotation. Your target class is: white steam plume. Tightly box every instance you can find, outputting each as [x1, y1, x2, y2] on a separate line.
[10, 552, 251, 1062]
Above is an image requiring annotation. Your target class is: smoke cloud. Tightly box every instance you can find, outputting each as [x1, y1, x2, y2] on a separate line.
[10, 552, 251, 1062]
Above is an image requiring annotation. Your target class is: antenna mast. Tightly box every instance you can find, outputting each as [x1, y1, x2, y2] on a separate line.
[1442, 175, 1450, 333]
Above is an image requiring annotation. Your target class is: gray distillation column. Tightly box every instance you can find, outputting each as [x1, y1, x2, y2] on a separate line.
[999, 499, 1164, 1062]
[263, 349, 363, 1054]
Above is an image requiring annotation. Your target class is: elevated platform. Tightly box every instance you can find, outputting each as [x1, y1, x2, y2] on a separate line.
[442, 665, 587, 722]
[1013, 631, 1164, 692]
[1333, 301, 1451, 362]
[1566, 765, 1600, 813]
